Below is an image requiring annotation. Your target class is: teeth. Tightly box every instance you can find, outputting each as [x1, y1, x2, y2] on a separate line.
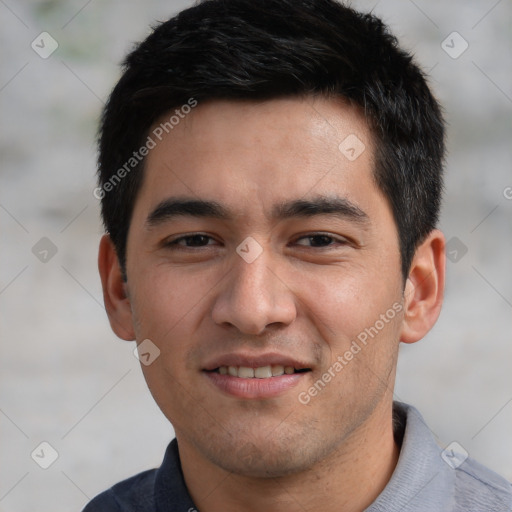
[254, 366, 272, 378]
[238, 366, 255, 378]
[271, 365, 284, 376]
[216, 365, 298, 378]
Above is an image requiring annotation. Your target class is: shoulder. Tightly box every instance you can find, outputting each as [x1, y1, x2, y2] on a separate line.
[453, 457, 512, 511]
[82, 469, 157, 512]
[82, 438, 192, 511]
[382, 402, 512, 512]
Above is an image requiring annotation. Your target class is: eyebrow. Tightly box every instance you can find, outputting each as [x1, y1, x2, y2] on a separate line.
[272, 197, 369, 224]
[146, 198, 230, 226]
[145, 196, 370, 227]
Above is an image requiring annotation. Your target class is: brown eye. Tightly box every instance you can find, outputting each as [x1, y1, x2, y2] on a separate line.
[181, 235, 211, 246]
[167, 234, 216, 247]
[295, 234, 343, 247]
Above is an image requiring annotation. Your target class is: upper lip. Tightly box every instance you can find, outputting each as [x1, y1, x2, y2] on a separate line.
[203, 352, 312, 371]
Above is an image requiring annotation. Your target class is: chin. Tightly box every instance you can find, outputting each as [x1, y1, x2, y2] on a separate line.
[200, 428, 332, 479]
[214, 449, 310, 479]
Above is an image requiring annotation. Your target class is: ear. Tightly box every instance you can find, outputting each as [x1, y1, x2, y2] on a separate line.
[399, 229, 445, 344]
[98, 234, 135, 341]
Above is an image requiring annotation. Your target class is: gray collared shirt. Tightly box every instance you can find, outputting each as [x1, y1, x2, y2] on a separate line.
[83, 402, 512, 511]
[367, 402, 511, 511]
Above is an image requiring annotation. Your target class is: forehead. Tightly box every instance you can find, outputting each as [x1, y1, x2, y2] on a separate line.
[136, 96, 378, 220]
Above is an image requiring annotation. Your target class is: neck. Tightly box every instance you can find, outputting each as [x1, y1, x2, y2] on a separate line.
[178, 401, 399, 512]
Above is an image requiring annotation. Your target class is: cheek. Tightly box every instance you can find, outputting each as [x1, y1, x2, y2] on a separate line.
[129, 268, 207, 338]
[130, 271, 199, 353]
[128, 268, 217, 394]
[295, 260, 403, 353]
[129, 272, 207, 416]
[298, 268, 403, 411]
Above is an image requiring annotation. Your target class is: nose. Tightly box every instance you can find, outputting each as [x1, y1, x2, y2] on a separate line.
[211, 248, 297, 335]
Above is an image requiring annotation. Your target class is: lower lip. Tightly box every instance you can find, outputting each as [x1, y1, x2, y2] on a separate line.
[204, 371, 305, 399]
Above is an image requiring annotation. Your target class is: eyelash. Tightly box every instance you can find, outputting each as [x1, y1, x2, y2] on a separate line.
[165, 233, 217, 248]
[164, 233, 348, 249]
[293, 233, 348, 248]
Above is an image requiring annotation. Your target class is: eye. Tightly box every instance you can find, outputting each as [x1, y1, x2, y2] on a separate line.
[294, 233, 346, 247]
[165, 234, 217, 248]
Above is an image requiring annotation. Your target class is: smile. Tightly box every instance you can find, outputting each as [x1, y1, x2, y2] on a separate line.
[211, 365, 310, 378]
[204, 365, 311, 399]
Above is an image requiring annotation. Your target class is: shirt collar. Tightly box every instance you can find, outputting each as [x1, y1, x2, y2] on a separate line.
[153, 402, 455, 511]
[366, 401, 455, 511]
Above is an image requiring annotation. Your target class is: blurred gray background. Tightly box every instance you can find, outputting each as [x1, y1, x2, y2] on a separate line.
[1, 0, 511, 510]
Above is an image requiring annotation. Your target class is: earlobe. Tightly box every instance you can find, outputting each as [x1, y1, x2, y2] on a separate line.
[98, 234, 136, 341]
[399, 230, 445, 344]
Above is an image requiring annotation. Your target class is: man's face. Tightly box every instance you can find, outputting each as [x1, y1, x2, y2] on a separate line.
[124, 97, 405, 477]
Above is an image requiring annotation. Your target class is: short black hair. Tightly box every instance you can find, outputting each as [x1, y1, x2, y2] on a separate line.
[97, 0, 445, 281]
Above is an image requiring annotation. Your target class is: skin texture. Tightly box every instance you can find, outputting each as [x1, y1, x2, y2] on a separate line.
[99, 96, 445, 512]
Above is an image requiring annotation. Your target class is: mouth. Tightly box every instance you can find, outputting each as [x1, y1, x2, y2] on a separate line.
[206, 365, 311, 378]
[202, 356, 312, 399]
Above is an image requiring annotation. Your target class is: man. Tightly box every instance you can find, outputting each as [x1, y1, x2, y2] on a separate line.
[86, 0, 512, 510]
